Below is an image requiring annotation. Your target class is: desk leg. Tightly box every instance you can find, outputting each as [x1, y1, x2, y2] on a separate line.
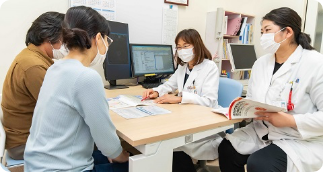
[129, 140, 175, 172]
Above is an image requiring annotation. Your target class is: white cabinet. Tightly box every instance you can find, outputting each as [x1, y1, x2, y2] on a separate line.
[205, 8, 255, 81]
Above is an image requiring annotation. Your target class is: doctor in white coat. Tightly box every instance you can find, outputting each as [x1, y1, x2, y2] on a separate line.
[143, 29, 221, 172]
[218, 7, 323, 172]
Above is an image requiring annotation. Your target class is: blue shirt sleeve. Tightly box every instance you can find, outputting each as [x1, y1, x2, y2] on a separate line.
[72, 69, 122, 159]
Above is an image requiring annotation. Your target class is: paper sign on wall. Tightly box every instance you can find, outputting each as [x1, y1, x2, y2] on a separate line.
[162, 5, 178, 47]
[70, 0, 116, 21]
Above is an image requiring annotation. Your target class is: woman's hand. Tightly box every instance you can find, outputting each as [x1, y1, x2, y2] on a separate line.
[254, 111, 297, 128]
[142, 89, 159, 99]
[110, 150, 129, 163]
[154, 94, 182, 104]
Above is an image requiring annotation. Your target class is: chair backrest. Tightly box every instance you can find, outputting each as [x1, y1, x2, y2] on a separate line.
[0, 94, 6, 162]
[0, 94, 6, 161]
[0, 94, 2, 121]
[0, 95, 24, 169]
[0, 163, 9, 172]
[218, 78, 243, 107]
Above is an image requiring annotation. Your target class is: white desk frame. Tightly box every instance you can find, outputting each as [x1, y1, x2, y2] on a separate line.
[129, 125, 233, 172]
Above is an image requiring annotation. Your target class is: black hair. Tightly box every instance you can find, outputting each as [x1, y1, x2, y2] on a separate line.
[263, 7, 314, 50]
[25, 12, 65, 46]
[62, 6, 110, 51]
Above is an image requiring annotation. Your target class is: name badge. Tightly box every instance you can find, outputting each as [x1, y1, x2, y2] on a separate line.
[187, 85, 197, 94]
[273, 100, 287, 111]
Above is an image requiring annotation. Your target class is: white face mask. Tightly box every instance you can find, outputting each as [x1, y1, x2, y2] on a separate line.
[260, 27, 287, 54]
[51, 42, 69, 59]
[90, 35, 109, 67]
[177, 47, 194, 62]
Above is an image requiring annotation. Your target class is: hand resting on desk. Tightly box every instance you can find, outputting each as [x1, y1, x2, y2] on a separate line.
[154, 94, 182, 104]
[143, 89, 182, 104]
[142, 89, 159, 99]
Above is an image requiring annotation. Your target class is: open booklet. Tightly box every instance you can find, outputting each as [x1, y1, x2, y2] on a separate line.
[212, 97, 287, 120]
[107, 95, 171, 119]
[107, 95, 155, 109]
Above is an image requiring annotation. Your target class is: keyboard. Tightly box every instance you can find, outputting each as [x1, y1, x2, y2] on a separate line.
[141, 82, 162, 89]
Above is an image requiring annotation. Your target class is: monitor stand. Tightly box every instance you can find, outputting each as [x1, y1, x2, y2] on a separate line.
[104, 80, 128, 90]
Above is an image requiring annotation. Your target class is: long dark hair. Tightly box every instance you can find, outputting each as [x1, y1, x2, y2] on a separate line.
[25, 12, 64, 46]
[175, 29, 212, 66]
[62, 6, 110, 51]
[263, 7, 314, 50]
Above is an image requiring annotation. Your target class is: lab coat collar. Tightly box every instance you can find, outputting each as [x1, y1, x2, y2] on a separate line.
[177, 64, 186, 92]
[183, 60, 204, 90]
[271, 45, 303, 82]
[266, 55, 275, 86]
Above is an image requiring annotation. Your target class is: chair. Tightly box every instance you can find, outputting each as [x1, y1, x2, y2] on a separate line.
[218, 78, 244, 134]
[196, 78, 243, 172]
[217, 77, 244, 108]
[0, 164, 10, 172]
[0, 94, 6, 162]
[0, 94, 3, 122]
[0, 94, 24, 172]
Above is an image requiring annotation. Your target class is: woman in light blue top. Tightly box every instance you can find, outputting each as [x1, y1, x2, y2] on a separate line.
[24, 6, 129, 172]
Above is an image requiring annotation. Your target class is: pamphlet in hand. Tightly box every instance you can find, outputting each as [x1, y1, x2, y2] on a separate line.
[212, 97, 287, 120]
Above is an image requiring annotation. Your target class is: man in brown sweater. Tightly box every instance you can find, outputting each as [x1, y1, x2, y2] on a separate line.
[1, 12, 65, 160]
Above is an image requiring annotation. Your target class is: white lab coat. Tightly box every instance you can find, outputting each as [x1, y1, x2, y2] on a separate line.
[226, 45, 323, 172]
[153, 59, 219, 109]
[153, 59, 222, 160]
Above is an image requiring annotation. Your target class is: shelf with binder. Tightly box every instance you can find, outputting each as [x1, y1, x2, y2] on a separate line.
[223, 35, 239, 38]
[205, 8, 255, 81]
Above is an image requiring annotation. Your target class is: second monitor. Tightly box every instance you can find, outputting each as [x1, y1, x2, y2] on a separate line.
[130, 44, 175, 77]
[228, 43, 257, 71]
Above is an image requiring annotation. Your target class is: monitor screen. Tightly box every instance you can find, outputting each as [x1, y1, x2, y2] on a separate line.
[130, 44, 175, 77]
[103, 21, 132, 81]
[228, 44, 257, 71]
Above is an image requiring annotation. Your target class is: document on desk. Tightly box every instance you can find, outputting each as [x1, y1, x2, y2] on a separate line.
[107, 95, 170, 119]
[112, 106, 171, 119]
[107, 95, 155, 110]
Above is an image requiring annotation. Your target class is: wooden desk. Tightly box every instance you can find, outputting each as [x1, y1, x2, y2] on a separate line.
[105, 86, 241, 172]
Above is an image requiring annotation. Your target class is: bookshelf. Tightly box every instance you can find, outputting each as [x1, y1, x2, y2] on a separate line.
[205, 8, 255, 81]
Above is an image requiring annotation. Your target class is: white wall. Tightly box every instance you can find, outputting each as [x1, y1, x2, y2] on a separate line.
[0, 0, 308, 92]
[0, 0, 68, 92]
[177, 0, 307, 57]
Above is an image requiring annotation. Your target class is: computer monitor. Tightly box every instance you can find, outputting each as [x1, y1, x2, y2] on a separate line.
[129, 44, 175, 77]
[103, 21, 132, 90]
[227, 44, 257, 71]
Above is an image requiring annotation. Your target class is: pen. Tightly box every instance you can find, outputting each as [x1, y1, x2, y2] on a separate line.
[141, 97, 148, 101]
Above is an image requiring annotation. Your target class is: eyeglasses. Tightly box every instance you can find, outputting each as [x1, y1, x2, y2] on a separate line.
[175, 44, 192, 50]
[107, 36, 113, 46]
